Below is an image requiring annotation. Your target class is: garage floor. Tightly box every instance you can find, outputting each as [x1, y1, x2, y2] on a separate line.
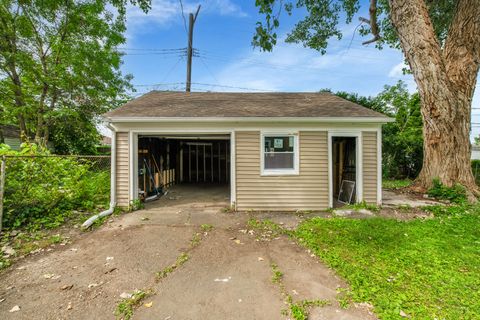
[0, 187, 376, 320]
[146, 184, 230, 209]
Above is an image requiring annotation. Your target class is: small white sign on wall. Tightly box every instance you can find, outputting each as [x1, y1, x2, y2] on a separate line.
[274, 138, 283, 149]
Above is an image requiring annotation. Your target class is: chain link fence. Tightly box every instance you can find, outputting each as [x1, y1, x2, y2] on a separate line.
[0, 155, 111, 231]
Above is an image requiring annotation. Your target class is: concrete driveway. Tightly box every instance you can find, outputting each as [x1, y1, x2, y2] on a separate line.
[0, 185, 376, 319]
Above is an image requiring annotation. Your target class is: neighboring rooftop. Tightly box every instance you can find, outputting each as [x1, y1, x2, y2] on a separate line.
[1, 124, 21, 138]
[104, 91, 390, 120]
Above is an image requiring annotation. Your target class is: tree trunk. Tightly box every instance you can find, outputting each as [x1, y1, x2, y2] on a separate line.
[417, 94, 475, 189]
[6, 61, 28, 141]
[388, 0, 480, 192]
[35, 83, 49, 145]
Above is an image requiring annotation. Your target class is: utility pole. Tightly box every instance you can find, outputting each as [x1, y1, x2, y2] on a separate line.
[186, 5, 201, 92]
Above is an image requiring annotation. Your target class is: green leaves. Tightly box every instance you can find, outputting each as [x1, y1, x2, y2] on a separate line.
[0, 144, 110, 230]
[0, 0, 148, 152]
[253, 0, 456, 53]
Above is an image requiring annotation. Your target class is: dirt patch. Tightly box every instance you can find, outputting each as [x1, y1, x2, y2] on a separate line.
[0, 224, 195, 319]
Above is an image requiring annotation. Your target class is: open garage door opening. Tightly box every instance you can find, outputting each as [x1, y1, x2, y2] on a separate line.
[137, 134, 231, 204]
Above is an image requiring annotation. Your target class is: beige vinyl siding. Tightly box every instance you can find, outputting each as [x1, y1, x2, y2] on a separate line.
[236, 131, 328, 211]
[362, 131, 378, 204]
[116, 132, 130, 207]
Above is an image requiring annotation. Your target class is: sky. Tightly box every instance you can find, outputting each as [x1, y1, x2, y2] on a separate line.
[118, 0, 480, 140]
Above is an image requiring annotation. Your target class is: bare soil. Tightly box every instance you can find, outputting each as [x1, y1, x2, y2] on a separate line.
[0, 185, 376, 319]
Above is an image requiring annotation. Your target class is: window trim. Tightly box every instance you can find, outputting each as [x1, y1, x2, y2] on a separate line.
[260, 132, 300, 176]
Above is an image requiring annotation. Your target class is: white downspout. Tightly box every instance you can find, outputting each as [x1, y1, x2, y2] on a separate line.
[82, 123, 117, 228]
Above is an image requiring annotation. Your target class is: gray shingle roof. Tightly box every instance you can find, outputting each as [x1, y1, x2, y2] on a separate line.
[104, 91, 389, 119]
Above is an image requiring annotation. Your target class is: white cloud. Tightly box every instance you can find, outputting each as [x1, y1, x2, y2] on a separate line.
[388, 62, 407, 78]
[199, 37, 413, 95]
[126, 0, 247, 35]
[387, 62, 417, 92]
[207, 0, 247, 17]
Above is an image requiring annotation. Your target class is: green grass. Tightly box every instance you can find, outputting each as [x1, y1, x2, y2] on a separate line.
[270, 263, 283, 284]
[115, 290, 150, 320]
[382, 179, 412, 189]
[294, 211, 480, 319]
[289, 299, 330, 320]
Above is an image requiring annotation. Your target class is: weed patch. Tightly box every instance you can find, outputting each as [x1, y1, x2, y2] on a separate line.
[270, 261, 329, 319]
[270, 263, 283, 284]
[1, 145, 110, 231]
[201, 224, 213, 232]
[129, 199, 144, 212]
[155, 229, 206, 282]
[289, 299, 330, 320]
[427, 178, 467, 204]
[155, 252, 189, 280]
[247, 219, 287, 240]
[0, 230, 72, 271]
[115, 289, 152, 320]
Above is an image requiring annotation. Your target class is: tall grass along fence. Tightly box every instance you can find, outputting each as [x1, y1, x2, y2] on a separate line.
[0, 154, 111, 232]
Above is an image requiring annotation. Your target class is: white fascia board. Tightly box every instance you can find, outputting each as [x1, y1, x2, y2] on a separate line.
[104, 116, 394, 124]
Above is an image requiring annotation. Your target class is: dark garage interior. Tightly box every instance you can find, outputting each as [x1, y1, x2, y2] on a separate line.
[137, 135, 230, 200]
[332, 136, 357, 206]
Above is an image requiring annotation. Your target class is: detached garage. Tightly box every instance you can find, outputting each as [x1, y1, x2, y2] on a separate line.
[103, 92, 392, 210]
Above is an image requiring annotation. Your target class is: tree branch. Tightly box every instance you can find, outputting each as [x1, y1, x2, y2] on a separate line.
[360, 0, 380, 45]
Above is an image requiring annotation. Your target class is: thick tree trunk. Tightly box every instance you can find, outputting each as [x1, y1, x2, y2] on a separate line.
[388, 0, 480, 192]
[417, 95, 475, 189]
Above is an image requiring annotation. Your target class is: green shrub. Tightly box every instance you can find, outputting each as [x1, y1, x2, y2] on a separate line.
[427, 179, 467, 204]
[1, 144, 110, 230]
[472, 160, 480, 185]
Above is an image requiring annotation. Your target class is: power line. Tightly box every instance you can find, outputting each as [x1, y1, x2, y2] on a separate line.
[191, 82, 273, 92]
[198, 55, 220, 86]
[117, 47, 186, 52]
[341, 21, 364, 58]
[129, 81, 272, 92]
[178, 0, 188, 35]
[159, 57, 185, 84]
[131, 82, 184, 87]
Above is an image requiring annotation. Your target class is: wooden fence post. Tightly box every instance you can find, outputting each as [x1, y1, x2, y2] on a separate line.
[0, 156, 5, 233]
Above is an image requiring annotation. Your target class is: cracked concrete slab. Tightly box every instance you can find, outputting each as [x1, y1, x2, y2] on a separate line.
[382, 190, 442, 207]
